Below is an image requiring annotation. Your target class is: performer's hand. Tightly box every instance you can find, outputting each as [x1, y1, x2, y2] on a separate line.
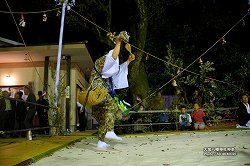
[114, 36, 122, 44]
[127, 53, 135, 64]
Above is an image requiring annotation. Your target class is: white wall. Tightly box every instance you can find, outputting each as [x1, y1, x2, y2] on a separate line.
[0, 67, 44, 94]
[0, 65, 90, 131]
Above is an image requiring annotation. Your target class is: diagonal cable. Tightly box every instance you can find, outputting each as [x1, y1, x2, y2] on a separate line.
[4, 0, 54, 107]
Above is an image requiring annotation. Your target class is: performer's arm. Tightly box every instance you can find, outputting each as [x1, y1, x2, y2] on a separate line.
[112, 37, 122, 60]
[102, 37, 122, 78]
[126, 53, 135, 65]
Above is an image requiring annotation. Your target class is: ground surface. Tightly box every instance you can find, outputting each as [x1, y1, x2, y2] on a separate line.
[32, 130, 250, 166]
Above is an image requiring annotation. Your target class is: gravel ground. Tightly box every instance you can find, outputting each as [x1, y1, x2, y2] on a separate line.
[32, 130, 250, 166]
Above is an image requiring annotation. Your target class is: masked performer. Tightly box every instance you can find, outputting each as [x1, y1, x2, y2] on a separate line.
[89, 32, 135, 148]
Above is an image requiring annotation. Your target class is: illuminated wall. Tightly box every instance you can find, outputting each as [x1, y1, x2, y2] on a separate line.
[0, 64, 89, 131]
[0, 66, 44, 97]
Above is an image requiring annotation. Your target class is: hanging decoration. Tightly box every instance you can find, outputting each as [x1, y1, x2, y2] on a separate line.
[19, 13, 26, 27]
[172, 80, 178, 87]
[55, 0, 63, 6]
[199, 58, 203, 64]
[242, 19, 245, 26]
[222, 37, 227, 45]
[55, 0, 75, 11]
[67, 0, 75, 10]
[43, 12, 47, 21]
[2, 0, 249, 111]
[177, 69, 180, 74]
[56, 9, 61, 16]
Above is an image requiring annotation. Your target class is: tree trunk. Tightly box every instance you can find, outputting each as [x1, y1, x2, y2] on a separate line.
[129, 0, 150, 107]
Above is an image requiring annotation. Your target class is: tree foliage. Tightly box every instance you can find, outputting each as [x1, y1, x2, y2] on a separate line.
[1, 0, 250, 107]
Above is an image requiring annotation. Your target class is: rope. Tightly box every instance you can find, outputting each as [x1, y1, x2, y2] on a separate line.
[3, 96, 57, 110]
[4, 0, 55, 107]
[70, 8, 250, 110]
[71, 9, 109, 33]
[3, 5, 249, 110]
[130, 10, 250, 110]
[0, 7, 61, 14]
[0, 126, 50, 134]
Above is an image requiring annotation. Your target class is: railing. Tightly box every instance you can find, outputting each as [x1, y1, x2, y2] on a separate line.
[114, 107, 239, 131]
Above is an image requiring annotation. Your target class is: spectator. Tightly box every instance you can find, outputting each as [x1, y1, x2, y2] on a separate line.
[192, 90, 202, 105]
[191, 103, 206, 130]
[0, 89, 5, 137]
[179, 105, 192, 130]
[13, 91, 26, 137]
[136, 95, 145, 111]
[171, 88, 185, 109]
[0, 91, 15, 136]
[76, 101, 87, 131]
[24, 85, 36, 138]
[237, 94, 250, 127]
[36, 91, 49, 134]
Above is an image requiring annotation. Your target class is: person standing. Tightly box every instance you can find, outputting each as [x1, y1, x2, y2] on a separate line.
[171, 88, 185, 110]
[89, 33, 135, 148]
[36, 91, 49, 134]
[0, 89, 6, 136]
[13, 91, 26, 137]
[23, 85, 36, 138]
[192, 90, 202, 105]
[237, 94, 250, 127]
[1, 91, 16, 136]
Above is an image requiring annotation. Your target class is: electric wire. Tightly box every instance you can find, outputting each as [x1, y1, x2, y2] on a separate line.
[70, 8, 250, 110]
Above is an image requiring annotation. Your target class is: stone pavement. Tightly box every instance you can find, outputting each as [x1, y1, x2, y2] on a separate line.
[31, 130, 250, 166]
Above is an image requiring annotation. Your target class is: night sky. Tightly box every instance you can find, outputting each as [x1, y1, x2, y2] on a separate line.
[0, 0, 249, 99]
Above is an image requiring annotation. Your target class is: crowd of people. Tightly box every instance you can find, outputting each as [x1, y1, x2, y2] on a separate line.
[177, 93, 250, 130]
[122, 87, 250, 132]
[0, 86, 49, 138]
[0, 30, 249, 149]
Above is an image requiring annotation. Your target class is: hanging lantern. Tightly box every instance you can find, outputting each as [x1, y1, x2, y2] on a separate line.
[177, 69, 180, 74]
[66, 5, 71, 11]
[19, 14, 26, 27]
[172, 80, 178, 87]
[222, 37, 226, 45]
[242, 19, 245, 26]
[43, 13, 47, 22]
[199, 58, 203, 64]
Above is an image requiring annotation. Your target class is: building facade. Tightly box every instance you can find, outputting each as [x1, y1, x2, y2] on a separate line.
[0, 37, 94, 132]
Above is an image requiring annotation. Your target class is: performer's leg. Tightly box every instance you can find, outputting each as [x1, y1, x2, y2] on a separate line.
[97, 111, 110, 141]
[105, 111, 122, 140]
[95, 110, 116, 148]
[105, 99, 122, 140]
